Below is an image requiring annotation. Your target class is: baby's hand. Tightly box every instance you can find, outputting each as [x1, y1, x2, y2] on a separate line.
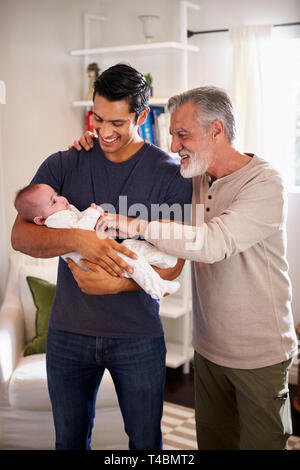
[91, 203, 104, 216]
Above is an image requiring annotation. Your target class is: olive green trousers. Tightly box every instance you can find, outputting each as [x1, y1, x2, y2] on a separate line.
[194, 351, 293, 450]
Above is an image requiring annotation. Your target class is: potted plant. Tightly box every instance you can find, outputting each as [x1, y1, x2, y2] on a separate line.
[144, 73, 153, 97]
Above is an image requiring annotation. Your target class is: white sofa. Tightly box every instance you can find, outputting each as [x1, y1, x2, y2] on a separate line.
[0, 253, 128, 450]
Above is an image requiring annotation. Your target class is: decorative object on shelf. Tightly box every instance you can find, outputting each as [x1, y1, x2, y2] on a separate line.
[85, 62, 100, 101]
[138, 15, 160, 43]
[144, 72, 153, 96]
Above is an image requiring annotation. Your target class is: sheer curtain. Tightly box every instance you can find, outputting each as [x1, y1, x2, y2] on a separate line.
[229, 25, 272, 156]
[262, 36, 298, 188]
[0, 80, 7, 305]
[229, 25, 297, 187]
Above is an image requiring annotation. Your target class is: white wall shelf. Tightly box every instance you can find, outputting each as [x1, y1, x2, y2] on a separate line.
[72, 100, 93, 107]
[72, 97, 169, 107]
[160, 296, 192, 319]
[149, 98, 169, 106]
[0, 80, 6, 105]
[165, 342, 194, 369]
[159, 260, 193, 373]
[70, 41, 198, 57]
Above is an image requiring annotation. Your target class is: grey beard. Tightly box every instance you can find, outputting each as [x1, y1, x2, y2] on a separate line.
[179, 150, 210, 178]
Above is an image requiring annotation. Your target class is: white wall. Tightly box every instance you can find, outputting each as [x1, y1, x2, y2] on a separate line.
[0, 0, 101, 263]
[0, 0, 300, 322]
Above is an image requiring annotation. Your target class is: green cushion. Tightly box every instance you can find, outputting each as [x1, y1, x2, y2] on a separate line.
[23, 276, 56, 356]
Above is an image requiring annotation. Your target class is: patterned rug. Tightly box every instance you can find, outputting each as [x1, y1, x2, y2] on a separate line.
[162, 401, 300, 450]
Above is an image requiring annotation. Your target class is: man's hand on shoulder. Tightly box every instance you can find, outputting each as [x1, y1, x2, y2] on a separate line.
[68, 131, 96, 152]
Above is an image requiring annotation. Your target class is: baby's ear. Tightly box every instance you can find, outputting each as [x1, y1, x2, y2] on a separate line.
[33, 216, 46, 225]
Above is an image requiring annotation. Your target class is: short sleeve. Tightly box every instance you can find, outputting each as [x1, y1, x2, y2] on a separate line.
[30, 151, 65, 194]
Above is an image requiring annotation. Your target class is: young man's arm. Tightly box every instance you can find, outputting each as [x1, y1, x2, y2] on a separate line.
[152, 258, 185, 281]
[66, 257, 185, 296]
[12, 214, 77, 258]
[11, 214, 138, 277]
[66, 258, 140, 295]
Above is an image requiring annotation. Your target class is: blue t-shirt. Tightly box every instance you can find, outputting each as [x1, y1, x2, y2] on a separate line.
[31, 140, 192, 338]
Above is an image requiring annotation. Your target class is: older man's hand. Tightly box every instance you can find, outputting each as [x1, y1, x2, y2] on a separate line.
[99, 213, 149, 239]
[68, 131, 96, 152]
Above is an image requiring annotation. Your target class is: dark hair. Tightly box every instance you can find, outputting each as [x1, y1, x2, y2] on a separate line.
[14, 184, 41, 221]
[93, 63, 151, 120]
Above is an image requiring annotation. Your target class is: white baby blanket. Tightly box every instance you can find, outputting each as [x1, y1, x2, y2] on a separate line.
[45, 206, 180, 299]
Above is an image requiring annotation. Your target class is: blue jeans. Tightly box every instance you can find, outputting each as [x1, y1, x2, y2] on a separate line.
[46, 328, 166, 450]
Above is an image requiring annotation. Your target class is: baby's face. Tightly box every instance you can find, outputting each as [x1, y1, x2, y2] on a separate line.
[36, 184, 70, 218]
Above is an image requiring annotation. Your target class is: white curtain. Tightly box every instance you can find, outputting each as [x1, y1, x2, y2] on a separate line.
[262, 36, 298, 187]
[229, 25, 297, 187]
[229, 25, 272, 157]
[0, 80, 8, 305]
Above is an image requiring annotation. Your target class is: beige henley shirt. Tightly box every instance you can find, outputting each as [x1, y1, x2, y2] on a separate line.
[145, 155, 298, 369]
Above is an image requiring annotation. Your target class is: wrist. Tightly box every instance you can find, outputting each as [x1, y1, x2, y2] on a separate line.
[115, 276, 140, 294]
[113, 276, 124, 294]
[71, 228, 85, 252]
[136, 219, 149, 238]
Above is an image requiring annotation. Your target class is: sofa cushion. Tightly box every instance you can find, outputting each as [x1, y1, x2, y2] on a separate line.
[9, 354, 119, 411]
[24, 277, 55, 356]
[9, 354, 50, 411]
[18, 261, 58, 343]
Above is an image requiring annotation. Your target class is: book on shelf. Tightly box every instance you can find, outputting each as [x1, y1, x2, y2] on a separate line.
[85, 109, 94, 132]
[139, 108, 154, 143]
[139, 106, 171, 153]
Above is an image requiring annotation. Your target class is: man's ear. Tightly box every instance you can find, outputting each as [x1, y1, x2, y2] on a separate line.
[137, 107, 150, 127]
[210, 119, 224, 140]
[33, 216, 46, 225]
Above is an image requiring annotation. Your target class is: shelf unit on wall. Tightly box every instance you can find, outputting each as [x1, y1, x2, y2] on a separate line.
[159, 260, 193, 373]
[70, 1, 199, 373]
[71, 40, 198, 56]
[72, 97, 169, 108]
[70, 1, 199, 108]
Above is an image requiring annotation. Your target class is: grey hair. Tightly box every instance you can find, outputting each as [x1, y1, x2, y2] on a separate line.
[167, 86, 236, 144]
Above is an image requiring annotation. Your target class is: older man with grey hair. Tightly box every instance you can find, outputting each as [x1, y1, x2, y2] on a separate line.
[165, 86, 298, 449]
[94, 85, 298, 450]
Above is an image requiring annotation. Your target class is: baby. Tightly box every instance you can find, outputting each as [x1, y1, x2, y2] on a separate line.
[14, 184, 180, 300]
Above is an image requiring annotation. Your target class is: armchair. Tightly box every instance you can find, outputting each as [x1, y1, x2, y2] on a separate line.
[0, 253, 127, 450]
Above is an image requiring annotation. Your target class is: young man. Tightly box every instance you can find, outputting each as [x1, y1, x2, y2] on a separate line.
[11, 63, 192, 450]
[99, 86, 298, 450]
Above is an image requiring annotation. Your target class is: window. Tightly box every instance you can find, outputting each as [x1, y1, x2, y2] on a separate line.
[263, 34, 300, 190]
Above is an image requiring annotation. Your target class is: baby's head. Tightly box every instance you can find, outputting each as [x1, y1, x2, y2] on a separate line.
[14, 184, 70, 225]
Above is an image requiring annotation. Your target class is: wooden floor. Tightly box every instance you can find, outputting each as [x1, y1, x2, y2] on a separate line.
[164, 362, 300, 438]
[164, 364, 195, 409]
